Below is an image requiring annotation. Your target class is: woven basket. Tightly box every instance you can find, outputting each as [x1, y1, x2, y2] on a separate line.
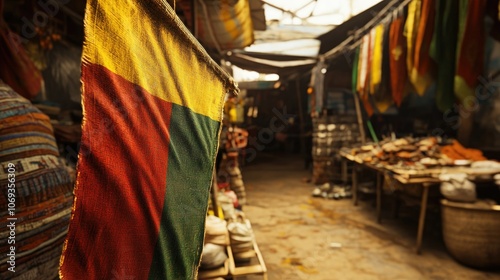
[441, 199, 500, 269]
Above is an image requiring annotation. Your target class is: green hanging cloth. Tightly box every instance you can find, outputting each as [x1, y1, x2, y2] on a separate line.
[454, 0, 487, 104]
[352, 46, 360, 92]
[430, 0, 459, 112]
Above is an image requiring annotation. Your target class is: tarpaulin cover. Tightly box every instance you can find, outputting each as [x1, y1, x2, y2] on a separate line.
[59, 0, 237, 279]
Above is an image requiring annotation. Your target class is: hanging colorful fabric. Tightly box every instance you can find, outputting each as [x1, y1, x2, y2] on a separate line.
[404, 0, 422, 78]
[352, 46, 359, 93]
[410, 0, 436, 95]
[389, 16, 408, 107]
[0, 12, 42, 100]
[363, 31, 375, 117]
[373, 20, 394, 113]
[454, 0, 487, 104]
[430, 0, 459, 112]
[370, 24, 385, 96]
[357, 35, 369, 94]
[59, 1, 237, 279]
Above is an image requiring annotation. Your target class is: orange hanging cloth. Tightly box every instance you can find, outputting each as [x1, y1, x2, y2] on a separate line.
[389, 16, 408, 107]
[410, 0, 436, 95]
[0, 1, 42, 100]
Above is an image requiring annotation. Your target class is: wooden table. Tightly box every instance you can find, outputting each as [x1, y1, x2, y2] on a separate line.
[388, 174, 441, 254]
[340, 152, 442, 254]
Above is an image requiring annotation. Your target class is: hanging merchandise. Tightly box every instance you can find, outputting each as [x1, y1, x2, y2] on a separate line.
[389, 14, 408, 107]
[358, 34, 373, 117]
[404, 0, 422, 79]
[430, 0, 459, 112]
[361, 32, 375, 116]
[373, 19, 394, 113]
[410, 0, 436, 95]
[310, 59, 326, 115]
[0, 3, 43, 100]
[454, 0, 487, 104]
[357, 35, 369, 95]
[352, 47, 360, 94]
[370, 24, 384, 96]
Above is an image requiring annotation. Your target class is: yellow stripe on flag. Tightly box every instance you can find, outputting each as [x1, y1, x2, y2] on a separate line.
[83, 0, 235, 121]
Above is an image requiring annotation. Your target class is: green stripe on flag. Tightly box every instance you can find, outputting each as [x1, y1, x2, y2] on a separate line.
[148, 104, 220, 279]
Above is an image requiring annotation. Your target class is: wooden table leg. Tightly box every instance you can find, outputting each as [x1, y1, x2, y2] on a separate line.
[352, 164, 358, 206]
[376, 171, 382, 223]
[341, 159, 348, 186]
[416, 185, 429, 254]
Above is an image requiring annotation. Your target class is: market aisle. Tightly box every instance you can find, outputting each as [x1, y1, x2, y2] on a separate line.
[241, 153, 500, 280]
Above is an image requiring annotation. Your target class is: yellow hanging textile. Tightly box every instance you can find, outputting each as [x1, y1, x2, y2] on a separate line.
[404, 0, 422, 80]
[370, 24, 385, 95]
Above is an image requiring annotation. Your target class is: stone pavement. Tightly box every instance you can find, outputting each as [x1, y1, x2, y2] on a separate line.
[239, 153, 500, 280]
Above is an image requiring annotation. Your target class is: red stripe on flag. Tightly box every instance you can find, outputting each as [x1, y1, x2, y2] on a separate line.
[60, 64, 172, 279]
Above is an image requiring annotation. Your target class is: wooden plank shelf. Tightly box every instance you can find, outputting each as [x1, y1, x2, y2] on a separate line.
[198, 245, 232, 280]
[230, 238, 268, 280]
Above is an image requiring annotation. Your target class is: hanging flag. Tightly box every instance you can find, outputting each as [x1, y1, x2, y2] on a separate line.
[454, 0, 487, 104]
[59, 1, 237, 279]
[389, 16, 408, 107]
[410, 0, 436, 95]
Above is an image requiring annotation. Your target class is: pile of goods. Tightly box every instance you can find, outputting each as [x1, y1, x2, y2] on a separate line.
[200, 216, 229, 270]
[345, 137, 487, 170]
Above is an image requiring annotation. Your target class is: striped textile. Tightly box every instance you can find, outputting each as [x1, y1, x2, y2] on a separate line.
[59, 1, 237, 279]
[0, 81, 73, 279]
[0, 84, 59, 162]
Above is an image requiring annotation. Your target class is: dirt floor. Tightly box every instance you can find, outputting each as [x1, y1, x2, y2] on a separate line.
[238, 152, 500, 280]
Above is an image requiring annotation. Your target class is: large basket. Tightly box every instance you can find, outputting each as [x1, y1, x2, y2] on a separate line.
[441, 199, 500, 269]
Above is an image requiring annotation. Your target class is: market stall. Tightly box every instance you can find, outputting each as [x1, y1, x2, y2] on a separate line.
[339, 136, 500, 254]
[306, 0, 500, 266]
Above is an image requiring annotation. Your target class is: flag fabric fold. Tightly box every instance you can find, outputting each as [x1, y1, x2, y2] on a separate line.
[59, 1, 237, 279]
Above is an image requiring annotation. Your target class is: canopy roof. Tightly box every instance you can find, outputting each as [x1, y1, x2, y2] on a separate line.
[224, 0, 394, 80]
